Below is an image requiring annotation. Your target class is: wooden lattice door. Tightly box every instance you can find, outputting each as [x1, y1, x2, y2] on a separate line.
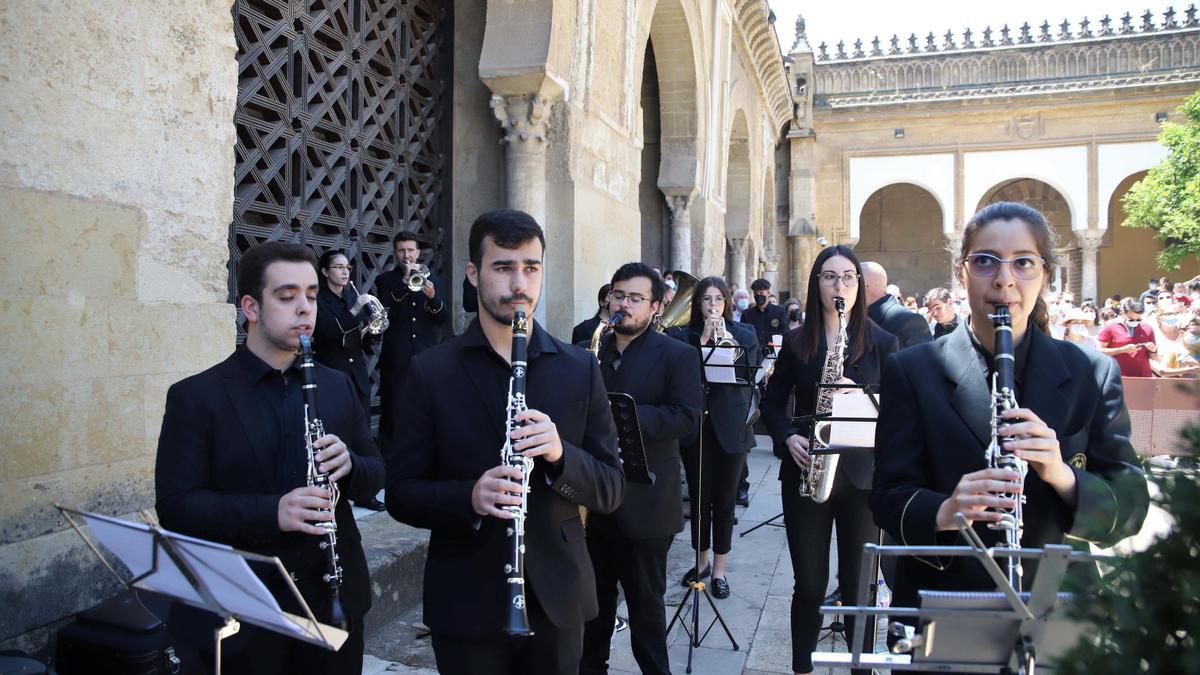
[229, 0, 451, 411]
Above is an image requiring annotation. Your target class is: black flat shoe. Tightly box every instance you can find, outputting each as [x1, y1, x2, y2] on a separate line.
[353, 497, 386, 512]
[681, 565, 711, 587]
[711, 577, 730, 599]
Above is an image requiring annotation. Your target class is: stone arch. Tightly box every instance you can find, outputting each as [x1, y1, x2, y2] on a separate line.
[849, 155, 955, 241]
[1100, 171, 1200, 299]
[633, 0, 705, 197]
[724, 107, 752, 239]
[857, 183, 950, 297]
[638, 40, 668, 267]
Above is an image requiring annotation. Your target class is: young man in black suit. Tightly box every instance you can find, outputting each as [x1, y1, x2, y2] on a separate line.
[739, 277, 787, 356]
[375, 231, 448, 438]
[155, 242, 385, 675]
[861, 261, 932, 350]
[385, 209, 625, 675]
[579, 263, 703, 675]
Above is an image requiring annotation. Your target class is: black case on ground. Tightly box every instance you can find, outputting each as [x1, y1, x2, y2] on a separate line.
[54, 589, 181, 675]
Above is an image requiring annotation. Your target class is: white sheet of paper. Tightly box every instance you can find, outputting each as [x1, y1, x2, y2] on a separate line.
[701, 346, 739, 383]
[172, 540, 299, 636]
[826, 393, 881, 449]
[80, 512, 204, 607]
[755, 356, 776, 384]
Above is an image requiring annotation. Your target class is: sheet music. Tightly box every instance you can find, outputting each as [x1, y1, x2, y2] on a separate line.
[80, 512, 204, 606]
[701, 346, 739, 383]
[826, 393, 880, 449]
[754, 355, 776, 384]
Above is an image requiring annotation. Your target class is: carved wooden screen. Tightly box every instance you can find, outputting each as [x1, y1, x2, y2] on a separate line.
[229, 0, 451, 409]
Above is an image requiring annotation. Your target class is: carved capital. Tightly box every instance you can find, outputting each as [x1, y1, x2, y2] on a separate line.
[728, 237, 751, 256]
[761, 253, 781, 273]
[490, 94, 552, 146]
[665, 194, 694, 224]
[1075, 228, 1105, 253]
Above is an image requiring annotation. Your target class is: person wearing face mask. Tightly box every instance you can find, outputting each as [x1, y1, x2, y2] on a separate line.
[783, 298, 804, 333]
[1183, 315, 1200, 359]
[731, 287, 752, 322]
[1149, 302, 1200, 377]
[1062, 308, 1098, 351]
[872, 203, 1148, 668]
[740, 278, 789, 358]
[1097, 298, 1157, 377]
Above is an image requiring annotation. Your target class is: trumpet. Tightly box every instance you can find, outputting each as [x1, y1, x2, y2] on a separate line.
[348, 280, 389, 336]
[708, 308, 737, 346]
[403, 263, 431, 292]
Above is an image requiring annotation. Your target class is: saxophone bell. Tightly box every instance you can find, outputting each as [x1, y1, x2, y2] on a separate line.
[801, 296, 847, 503]
[587, 311, 625, 360]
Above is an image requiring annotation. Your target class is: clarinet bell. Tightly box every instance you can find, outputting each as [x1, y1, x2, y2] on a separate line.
[330, 594, 348, 631]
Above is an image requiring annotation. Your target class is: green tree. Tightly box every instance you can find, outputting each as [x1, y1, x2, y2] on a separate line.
[1122, 90, 1200, 270]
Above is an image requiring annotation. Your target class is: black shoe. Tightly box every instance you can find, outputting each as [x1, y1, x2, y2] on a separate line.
[735, 489, 750, 507]
[711, 577, 730, 599]
[681, 565, 711, 587]
[353, 497, 386, 512]
[823, 587, 842, 605]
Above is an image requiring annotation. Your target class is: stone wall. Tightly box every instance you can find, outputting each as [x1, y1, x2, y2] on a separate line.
[0, 0, 235, 652]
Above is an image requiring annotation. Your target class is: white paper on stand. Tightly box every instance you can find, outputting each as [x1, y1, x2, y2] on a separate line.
[825, 393, 880, 450]
[700, 346, 739, 383]
[755, 356, 776, 384]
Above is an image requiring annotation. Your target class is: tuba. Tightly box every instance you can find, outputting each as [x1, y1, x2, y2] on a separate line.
[985, 304, 1027, 590]
[657, 272, 698, 331]
[801, 297, 846, 503]
[349, 280, 389, 336]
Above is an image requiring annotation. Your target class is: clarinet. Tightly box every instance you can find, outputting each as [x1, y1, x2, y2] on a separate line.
[500, 305, 535, 636]
[984, 305, 1028, 591]
[297, 334, 347, 629]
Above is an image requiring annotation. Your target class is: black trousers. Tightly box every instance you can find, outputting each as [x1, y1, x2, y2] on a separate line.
[431, 588, 583, 675]
[781, 473, 878, 673]
[377, 361, 407, 440]
[681, 423, 746, 555]
[580, 513, 672, 675]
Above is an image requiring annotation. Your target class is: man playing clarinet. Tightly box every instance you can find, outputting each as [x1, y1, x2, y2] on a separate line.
[384, 208, 625, 675]
[155, 242, 385, 674]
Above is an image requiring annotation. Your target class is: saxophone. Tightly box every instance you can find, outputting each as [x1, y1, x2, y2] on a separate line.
[985, 304, 1027, 590]
[801, 297, 847, 503]
[297, 334, 347, 629]
[500, 305, 535, 635]
[587, 311, 624, 360]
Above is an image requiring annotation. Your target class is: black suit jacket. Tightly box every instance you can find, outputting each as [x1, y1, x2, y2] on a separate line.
[761, 321, 898, 489]
[868, 295, 932, 350]
[313, 284, 378, 405]
[871, 323, 1149, 608]
[596, 329, 702, 539]
[572, 314, 603, 346]
[376, 268, 448, 372]
[155, 350, 385, 619]
[740, 302, 788, 355]
[666, 322, 759, 454]
[384, 319, 625, 636]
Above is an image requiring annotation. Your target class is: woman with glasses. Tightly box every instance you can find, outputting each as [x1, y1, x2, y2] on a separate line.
[665, 276, 758, 599]
[871, 202, 1148, 655]
[314, 250, 383, 413]
[760, 246, 898, 675]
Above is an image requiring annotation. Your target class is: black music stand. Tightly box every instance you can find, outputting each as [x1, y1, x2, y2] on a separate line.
[812, 514, 1098, 673]
[667, 345, 753, 673]
[58, 506, 347, 675]
[609, 392, 654, 485]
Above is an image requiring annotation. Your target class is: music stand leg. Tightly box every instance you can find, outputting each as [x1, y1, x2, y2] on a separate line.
[738, 510, 785, 537]
[214, 616, 240, 675]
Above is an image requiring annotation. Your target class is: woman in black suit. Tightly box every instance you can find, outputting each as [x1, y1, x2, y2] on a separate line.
[313, 250, 381, 414]
[871, 202, 1149, 637]
[666, 276, 758, 599]
[760, 246, 898, 675]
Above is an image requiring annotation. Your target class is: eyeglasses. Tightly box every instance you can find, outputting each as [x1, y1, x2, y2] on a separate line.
[700, 296, 726, 305]
[818, 272, 860, 287]
[610, 291, 648, 307]
[327, 264, 353, 272]
[963, 253, 1045, 280]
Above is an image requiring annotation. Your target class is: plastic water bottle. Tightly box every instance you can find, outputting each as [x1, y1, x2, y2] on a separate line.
[877, 580, 892, 609]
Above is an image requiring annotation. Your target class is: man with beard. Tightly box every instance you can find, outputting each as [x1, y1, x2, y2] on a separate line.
[579, 263, 702, 675]
[155, 242, 384, 674]
[385, 209, 625, 675]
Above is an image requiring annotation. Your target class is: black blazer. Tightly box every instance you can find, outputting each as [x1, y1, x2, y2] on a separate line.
[868, 295, 933, 350]
[761, 321, 899, 489]
[666, 322, 759, 454]
[384, 320, 625, 637]
[155, 351, 385, 619]
[871, 323, 1149, 608]
[376, 268, 448, 371]
[596, 329, 702, 539]
[313, 283, 378, 405]
[740, 302, 788, 356]
[572, 314, 603, 345]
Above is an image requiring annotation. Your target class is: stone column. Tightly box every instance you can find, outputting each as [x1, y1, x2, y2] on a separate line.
[946, 229, 964, 291]
[490, 94, 554, 226]
[729, 237, 750, 290]
[665, 193, 694, 273]
[1076, 229, 1104, 302]
[762, 254, 781, 290]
